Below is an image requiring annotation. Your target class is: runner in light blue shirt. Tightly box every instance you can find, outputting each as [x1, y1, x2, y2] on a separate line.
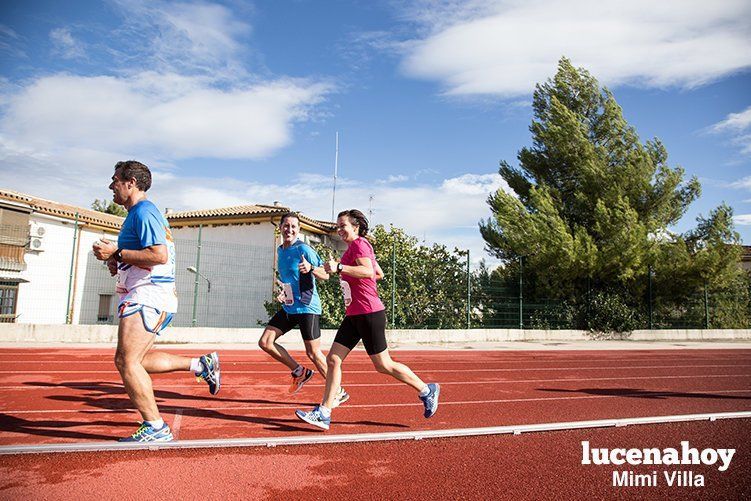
[259, 212, 349, 407]
[92, 160, 222, 443]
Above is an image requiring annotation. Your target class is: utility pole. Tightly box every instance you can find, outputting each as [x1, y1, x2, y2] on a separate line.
[331, 131, 339, 221]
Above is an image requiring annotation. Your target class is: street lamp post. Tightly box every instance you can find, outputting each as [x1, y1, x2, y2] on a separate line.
[187, 266, 211, 326]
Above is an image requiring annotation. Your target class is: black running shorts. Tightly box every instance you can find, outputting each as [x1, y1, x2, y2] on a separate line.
[267, 310, 321, 341]
[333, 309, 388, 355]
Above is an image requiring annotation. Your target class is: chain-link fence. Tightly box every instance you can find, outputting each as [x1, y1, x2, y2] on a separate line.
[4, 220, 750, 330]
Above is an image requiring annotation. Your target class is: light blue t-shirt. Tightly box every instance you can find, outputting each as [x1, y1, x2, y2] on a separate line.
[118, 199, 170, 251]
[115, 199, 177, 312]
[277, 240, 323, 315]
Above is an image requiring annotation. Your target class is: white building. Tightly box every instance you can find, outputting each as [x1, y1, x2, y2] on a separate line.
[0, 189, 339, 328]
[0, 189, 122, 325]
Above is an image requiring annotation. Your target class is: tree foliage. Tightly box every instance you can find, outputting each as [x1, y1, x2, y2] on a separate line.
[369, 225, 474, 329]
[262, 225, 475, 329]
[91, 198, 127, 217]
[480, 57, 748, 331]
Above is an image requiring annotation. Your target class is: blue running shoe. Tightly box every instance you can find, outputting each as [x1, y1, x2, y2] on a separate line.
[295, 406, 330, 430]
[119, 422, 173, 443]
[197, 352, 221, 395]
[420, 383, 440, 418]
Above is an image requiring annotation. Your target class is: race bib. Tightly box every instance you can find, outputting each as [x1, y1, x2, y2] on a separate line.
[339, 279, 352, 307]
[115, 271, 127, 294]
[282, 283, 294, 305]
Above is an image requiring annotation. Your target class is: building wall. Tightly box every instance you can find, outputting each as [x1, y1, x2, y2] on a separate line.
[18, 214, 118, 324]
[77, 241, 119, 326]
[13, 214, 337, 328]
[170, 223, 277, 328]
[171, 222, 277, 245]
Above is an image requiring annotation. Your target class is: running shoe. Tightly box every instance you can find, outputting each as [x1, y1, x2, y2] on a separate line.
[332, 387, 350, 408]
[119, 422, 173, 443]
[196, 352, 221, 395]
[420, 383, 440, 418]
[289, 367, 314, 394]
[295, 406, 330, 430]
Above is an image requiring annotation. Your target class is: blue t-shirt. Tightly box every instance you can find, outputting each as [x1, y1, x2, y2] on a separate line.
[118, 199, 169, 250]
[115, 199, 177, 312]
[277, 240, 323, 315]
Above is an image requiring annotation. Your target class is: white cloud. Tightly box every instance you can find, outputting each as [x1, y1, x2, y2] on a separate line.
[730, 176, 751, 190]
[377, 174, 409, 184]
[49, 28, 86, 60]
[711, 106, 751, 132]
[173, 171, 511, 264]
[1, 1, 336, 171]
[110, 0, 254, 80]
[734, 214, 751, 226]
[710, 106, 751, 155]
[0, 72, 332, 160]
[441, 173, 505, 195]
[0, 151, 508, 266]
[397, 0, 751, 96]
[0, 25, 25, 59]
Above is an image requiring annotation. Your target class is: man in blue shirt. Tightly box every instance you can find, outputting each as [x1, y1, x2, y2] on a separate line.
[259, 212, 349, 406]
[92, 160, 222, 443]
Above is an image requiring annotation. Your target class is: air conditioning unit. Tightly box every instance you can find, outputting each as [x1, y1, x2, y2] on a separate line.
[29, 237, 45, 252]
[30, 222, 46, 238]
[28, 222, 46, 252]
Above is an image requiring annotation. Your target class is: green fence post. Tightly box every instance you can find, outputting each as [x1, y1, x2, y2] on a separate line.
[704, 281, 709, 329]
[648, 266, 653, 330]
[191, 224, 203, 327]
[518, 255, 524, 329]
[466, 249, 471, 329]
[391, 239, 396, 329]
[65, 212, 79, 324]
[586, 276, 591, 328]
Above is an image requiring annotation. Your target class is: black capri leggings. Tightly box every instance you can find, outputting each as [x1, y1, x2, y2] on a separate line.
[333, 310, 388, 355]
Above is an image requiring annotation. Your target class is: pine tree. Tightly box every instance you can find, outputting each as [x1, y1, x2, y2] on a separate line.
[480, 58, 747, 330]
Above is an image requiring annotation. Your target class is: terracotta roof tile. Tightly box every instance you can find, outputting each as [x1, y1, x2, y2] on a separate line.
[0, 189, 336, 233]
[166, 204, 335, 232]
[166, 204, 288, 219]
[0, 188, 123, 230]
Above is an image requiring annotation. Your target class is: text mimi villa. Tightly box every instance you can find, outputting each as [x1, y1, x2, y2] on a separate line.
[581, 441, 736, 488]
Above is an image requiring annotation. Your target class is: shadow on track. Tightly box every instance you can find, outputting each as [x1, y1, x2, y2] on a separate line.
[25, 381, 279, 405]
[0, 413, 129, 441]
[14, 381, 409, 440]
[538, 387, 751, 400]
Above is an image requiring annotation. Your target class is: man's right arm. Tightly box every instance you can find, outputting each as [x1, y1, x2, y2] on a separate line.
[119, 245, 168, 267]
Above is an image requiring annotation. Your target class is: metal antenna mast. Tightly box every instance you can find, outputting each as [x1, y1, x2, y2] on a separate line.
[331, 131, 339, 221]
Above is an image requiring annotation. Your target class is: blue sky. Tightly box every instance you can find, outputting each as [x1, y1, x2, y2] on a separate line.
[1, 0, 750, 265]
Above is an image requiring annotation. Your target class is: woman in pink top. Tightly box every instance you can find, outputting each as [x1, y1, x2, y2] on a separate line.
[295, 209, 440, 430]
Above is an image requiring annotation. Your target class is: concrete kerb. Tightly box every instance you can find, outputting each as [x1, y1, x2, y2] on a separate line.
[0, 324, 750, 349]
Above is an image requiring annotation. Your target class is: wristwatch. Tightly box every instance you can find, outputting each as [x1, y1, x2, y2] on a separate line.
[113, 248, 123, 262]
[337, 262, 344, 273]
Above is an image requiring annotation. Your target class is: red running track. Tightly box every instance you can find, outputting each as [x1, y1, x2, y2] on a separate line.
[1, 419, 748, 500]
[0, 348, 749, 445]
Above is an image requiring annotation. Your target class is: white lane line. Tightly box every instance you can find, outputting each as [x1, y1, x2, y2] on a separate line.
[2, 356, 749, 364]
[171, 410, 183, 440]
[1, 411, 749, 456]
[2, 389, 749, 414]
[1, 364, 749, 374]
[1, 373, 749, 391]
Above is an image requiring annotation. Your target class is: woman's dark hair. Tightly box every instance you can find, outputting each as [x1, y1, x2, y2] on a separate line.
[280, 212, 300, 226]
[338, 209, 369, 237]
[114, 160, 152, 192]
